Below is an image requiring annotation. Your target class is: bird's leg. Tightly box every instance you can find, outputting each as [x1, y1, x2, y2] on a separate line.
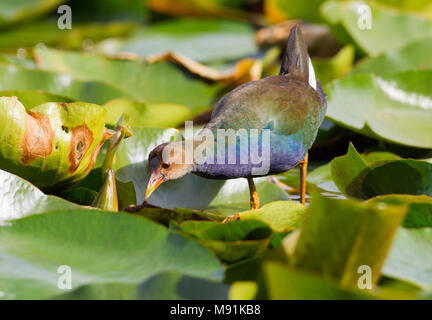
[221, 178, 260, 224]
[298, 153, 308, 205]
[248, 177, 260, 210]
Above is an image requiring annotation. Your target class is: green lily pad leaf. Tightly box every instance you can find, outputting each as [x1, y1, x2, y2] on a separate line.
[104, 98, 193, 128]
[331, 144, 431, 199]
[0, 90, 74, 110]
[116, 180, 136, 211]
[71, 0, 149, 22]
[73, 167, 104, 193]
[362, 151, 401, 164]
[312, 45, 355, 86]
[34, 48, 221, 112]
[263, 262, 374, 300]
[383, 227, 432, 291]
[362, 160, 432, 198]
[292, 193, 407, 288]
[147, 0, 251, 20]
[281, 145, 398, 200]
[0, 97, 113, 189]
[228, 281, 258, 300]
[0, 63, 128, 105]
[321, 1, 432, 56]
[113, 127, 223, 209]
[114, 127, 289, 211]
[137, 272, 229, 300]
[54, 283, 138, 300]
[353, 38, 432, 76]
[331, 143, 370, 198]
[0, 0, 65, 27]
[326, 70, 432, 148]
[0, 210, 222, 299]
[238, 201, 306, 233]
[367, 195, 432, 228]
[99, 19, 257, 63]
[376, 0, 432, 14]
[180, 220, 272, 263]
[279, 146, 400, 202]
[0, 169, 78, 223]
[277, 161, 344, 200]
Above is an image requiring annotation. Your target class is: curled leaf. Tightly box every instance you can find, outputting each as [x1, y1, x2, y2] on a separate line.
[0, 97, 112, 189]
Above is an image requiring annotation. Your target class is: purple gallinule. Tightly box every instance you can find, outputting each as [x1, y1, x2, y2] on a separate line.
[144, 25, 327, 209]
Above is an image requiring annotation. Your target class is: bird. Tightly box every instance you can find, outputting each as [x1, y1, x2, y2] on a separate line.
[144, 25, 327, 211]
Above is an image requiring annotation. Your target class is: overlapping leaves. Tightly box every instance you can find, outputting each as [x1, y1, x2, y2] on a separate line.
[0, 97, 111, 189]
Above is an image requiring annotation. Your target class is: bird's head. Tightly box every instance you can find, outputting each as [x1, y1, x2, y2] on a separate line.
[144, 141, 193, 199]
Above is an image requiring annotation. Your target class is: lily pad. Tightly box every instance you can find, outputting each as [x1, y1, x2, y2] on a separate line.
[362, 160, 432, 198]
[99, 19, 257, 63]
[147, 0, 251, 20]
[55, 271, 229, 300]
[0, 0, 65, 27]
[104, 98, 193, 128]
[34, 48, 222, 111]
[326, 70, 432, 148]
[132, 207, 225, 226]
[383, 227, 432, 291]
[277, 161, 344, 200]
[312, 45, 355, 85]
[180, 220, 272, 263]
[0, 169, 78, 223]
[264, 0, 326, 23]
[331, 144, 432, 199]
[321, 1, 432, 56]
[330, 143, 371, 198]
[292, 193, 407, 288]
[0, 63, 128, 105]
[0, 97, 112, 189]
[0, 210, 222, 299]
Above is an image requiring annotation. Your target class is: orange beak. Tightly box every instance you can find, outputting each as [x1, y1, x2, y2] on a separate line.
[144, 172, 164, 199]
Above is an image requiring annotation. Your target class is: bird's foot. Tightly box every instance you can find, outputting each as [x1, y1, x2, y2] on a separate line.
[221, 213, 241, 224]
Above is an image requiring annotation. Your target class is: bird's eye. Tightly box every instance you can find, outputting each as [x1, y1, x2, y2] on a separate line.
[161, 162, 170, 169]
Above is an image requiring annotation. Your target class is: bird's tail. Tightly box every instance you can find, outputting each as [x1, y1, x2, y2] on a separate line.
[279, 25, 316, 89]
